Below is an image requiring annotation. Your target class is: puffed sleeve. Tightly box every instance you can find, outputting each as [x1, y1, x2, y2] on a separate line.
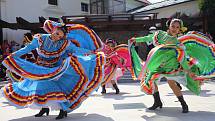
[12, 37, 39, 57]
[135, 33, 154, 43]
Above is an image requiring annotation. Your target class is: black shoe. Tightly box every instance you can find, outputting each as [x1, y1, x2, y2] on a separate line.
[148, 92, 163, 110]
[35, 108, 49, 117]
[177, 96, 189, 113]
[101, 85, 106, 94]
[55, 110, 67, 120]
[112, 83, 120, 94]
[115, 89, 120, 94]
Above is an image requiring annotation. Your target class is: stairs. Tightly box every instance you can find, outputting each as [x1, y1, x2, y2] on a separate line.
[118, 70, 140, 83]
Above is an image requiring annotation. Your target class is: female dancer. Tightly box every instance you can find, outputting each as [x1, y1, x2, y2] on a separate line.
[101, 38, 134, 94]
[101, 39, 120, 94]
[129, 19, 195, 113]
[1, 20, 105, 120]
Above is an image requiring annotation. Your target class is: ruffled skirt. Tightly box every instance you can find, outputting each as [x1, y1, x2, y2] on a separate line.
[1, 52, 105, 112]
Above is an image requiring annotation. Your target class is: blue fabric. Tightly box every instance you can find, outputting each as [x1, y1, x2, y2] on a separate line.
[67, 29, 97, 51]
[1, 32, 104, 111]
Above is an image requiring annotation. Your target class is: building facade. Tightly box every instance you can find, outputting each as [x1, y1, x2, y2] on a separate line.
[0, 0, 90, 44]
[132, 0, 200, 19]
[0, 0, 150, 44]
[90, 0, 149, 14]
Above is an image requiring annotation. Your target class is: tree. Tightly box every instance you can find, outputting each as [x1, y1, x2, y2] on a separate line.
[198, 0, 215, 16]
[198, 0, 215, 40]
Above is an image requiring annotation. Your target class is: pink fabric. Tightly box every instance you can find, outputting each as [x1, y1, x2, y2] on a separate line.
[103, 44, 132, 83]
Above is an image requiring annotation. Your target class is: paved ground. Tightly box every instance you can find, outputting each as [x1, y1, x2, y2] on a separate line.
[1, 81, 215, 121]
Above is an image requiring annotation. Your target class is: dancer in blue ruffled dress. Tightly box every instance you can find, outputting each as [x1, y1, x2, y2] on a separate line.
[1, 20, 105, 120]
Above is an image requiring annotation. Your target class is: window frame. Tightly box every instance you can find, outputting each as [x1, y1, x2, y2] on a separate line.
[48, 0, 58, 6]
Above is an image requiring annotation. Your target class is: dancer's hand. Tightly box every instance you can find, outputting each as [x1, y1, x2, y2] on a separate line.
[210, 44, 215, 49]
[187, 71, 196, 78]
[120, 58, 125, 66]
[184, 70, 195, 78]
[128, 37, 136, 44]
[91, 50, 99, 54]
[189, 72, 196, 78]
[84, 53, 90, 56]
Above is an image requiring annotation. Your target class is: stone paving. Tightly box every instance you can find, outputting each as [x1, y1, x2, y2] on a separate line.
[1, 81, 215, 121]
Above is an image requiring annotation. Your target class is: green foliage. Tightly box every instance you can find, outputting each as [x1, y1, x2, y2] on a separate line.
[198, 0, 215, 41]
[198, 0, 215, 16]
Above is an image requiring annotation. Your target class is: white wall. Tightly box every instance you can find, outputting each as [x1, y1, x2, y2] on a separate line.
[144, 1, 200, 19]
[1, 0, 90, 44]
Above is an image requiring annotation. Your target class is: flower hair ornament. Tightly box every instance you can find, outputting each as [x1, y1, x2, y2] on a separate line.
[43, 19, 66, 34]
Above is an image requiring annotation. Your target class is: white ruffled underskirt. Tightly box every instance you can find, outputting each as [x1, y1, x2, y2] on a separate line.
[0, 87, 63, 110]
[159, 75, 187, 86]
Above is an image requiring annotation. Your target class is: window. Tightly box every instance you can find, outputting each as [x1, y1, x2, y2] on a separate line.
[48, 0, 58, 5]
[81, 3, 89, 12]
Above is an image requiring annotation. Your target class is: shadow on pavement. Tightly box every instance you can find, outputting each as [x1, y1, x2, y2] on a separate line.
[119, 82, 167, 86]
[91, 92, 145, 100]
[2, 101, 10, 104]
[10, 113, 114, 121]
[102, 93, 145, 100]
[91, 92, 130, 97]
[142, 107, 215, 121]
[1, 101, 16, 107]
[166, 89, 215, 97]
[113, 102, 146, 110]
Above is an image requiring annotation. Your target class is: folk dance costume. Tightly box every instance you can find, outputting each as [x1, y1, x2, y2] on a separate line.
[0, 20, 105, 119]
[130, 31, 214, 95]
[101, 39, 134, 94]
[6, 33, 37, 82]
[129, 30, 215, 112]
[129, 30, 214, 94]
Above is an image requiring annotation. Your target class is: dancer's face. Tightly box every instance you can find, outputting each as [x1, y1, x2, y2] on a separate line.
[107, 43, 115, 49]
[51, 28, 65, 41]
[168, 21, 181, 37]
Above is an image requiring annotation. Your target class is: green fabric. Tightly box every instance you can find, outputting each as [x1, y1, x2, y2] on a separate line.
[135, 30, 180, 45]
[186, 76, 200, 95]
[186, 65, 201, 95]
[183, 41, 215, 76]
[130, 31, 214, 95]
[147, 46, 180, 74]
[135, 34, 154, 43]
[130, 44, 201, 95]
[148, 46, 200, 95]
[156, 31, 179, 44]
[130, 45, 142, 78]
